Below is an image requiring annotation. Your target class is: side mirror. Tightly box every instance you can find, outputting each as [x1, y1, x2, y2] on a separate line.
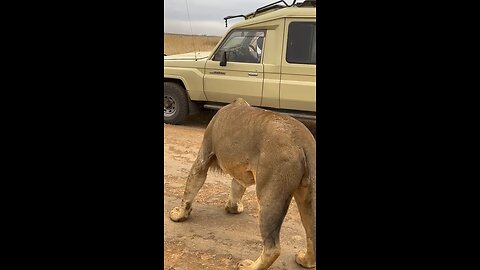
[220, 51, 227, 66]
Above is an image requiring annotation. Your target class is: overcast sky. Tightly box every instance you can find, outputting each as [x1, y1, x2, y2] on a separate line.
[164, 0, 286, 36]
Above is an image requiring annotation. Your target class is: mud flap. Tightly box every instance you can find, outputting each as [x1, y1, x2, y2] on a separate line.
[188, 99, 201, 115]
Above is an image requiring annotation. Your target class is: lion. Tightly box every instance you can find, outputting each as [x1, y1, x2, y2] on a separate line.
[169, 98, 316, 270]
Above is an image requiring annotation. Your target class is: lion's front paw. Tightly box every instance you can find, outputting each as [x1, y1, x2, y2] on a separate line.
[237, 259, 254, 270]
[169, 206, 191, 222]
[295, 250, 316, 268]
[225, 201, 244, 214]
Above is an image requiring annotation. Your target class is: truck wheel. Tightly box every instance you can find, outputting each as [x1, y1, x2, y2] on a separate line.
[164, 82, 189, 124]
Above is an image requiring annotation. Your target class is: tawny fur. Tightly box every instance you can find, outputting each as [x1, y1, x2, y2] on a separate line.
[169, 98, 316, 270]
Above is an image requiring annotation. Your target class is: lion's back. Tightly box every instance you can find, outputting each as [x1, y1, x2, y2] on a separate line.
[207, 102, 312, 160]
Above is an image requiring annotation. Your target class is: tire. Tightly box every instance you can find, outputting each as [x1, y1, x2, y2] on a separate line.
[164, 82, 189, 124]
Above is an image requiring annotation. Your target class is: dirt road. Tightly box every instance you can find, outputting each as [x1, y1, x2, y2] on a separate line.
[164, 112, 316, 270]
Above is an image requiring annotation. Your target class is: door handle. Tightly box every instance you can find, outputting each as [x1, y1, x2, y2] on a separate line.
[248, 72, 258, 76]
[210, 71, 225, 75]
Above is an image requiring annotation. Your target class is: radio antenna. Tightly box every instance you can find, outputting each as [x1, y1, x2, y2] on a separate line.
[185, 0, 197, 61]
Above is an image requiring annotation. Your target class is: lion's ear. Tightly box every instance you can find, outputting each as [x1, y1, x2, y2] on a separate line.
[233, 97, 250, 106]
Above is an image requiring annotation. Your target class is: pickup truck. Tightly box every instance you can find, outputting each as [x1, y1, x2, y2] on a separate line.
[164, 0, 316, 124]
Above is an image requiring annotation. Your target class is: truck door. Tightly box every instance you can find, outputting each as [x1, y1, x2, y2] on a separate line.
[204, 30, 265, 106]
[280, 19, 316, 112]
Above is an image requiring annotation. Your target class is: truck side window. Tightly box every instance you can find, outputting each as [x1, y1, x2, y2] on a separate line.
[213, 30, 265, 64]
[286, 22, 316, 65]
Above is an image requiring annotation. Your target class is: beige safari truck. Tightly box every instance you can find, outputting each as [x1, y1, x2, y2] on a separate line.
[164, 0, 316, 124]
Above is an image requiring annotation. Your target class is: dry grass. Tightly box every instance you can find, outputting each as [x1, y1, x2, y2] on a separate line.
[164, 33, 222, 55]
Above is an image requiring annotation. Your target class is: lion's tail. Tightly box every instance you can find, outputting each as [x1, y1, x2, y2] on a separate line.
[304, 143, 316, 258]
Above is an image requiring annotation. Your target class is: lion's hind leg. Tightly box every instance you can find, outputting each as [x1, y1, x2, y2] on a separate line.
[237, 165, 301, 270]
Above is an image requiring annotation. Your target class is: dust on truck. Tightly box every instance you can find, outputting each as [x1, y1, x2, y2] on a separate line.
[164, 0, 316, 124]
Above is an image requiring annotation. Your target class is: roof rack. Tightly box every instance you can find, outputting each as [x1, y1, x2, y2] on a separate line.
[252, 0, 295, 17]
[297, 0, 316, 7]
[223, 0, 315, 27]
[224, 0, 300, 27]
